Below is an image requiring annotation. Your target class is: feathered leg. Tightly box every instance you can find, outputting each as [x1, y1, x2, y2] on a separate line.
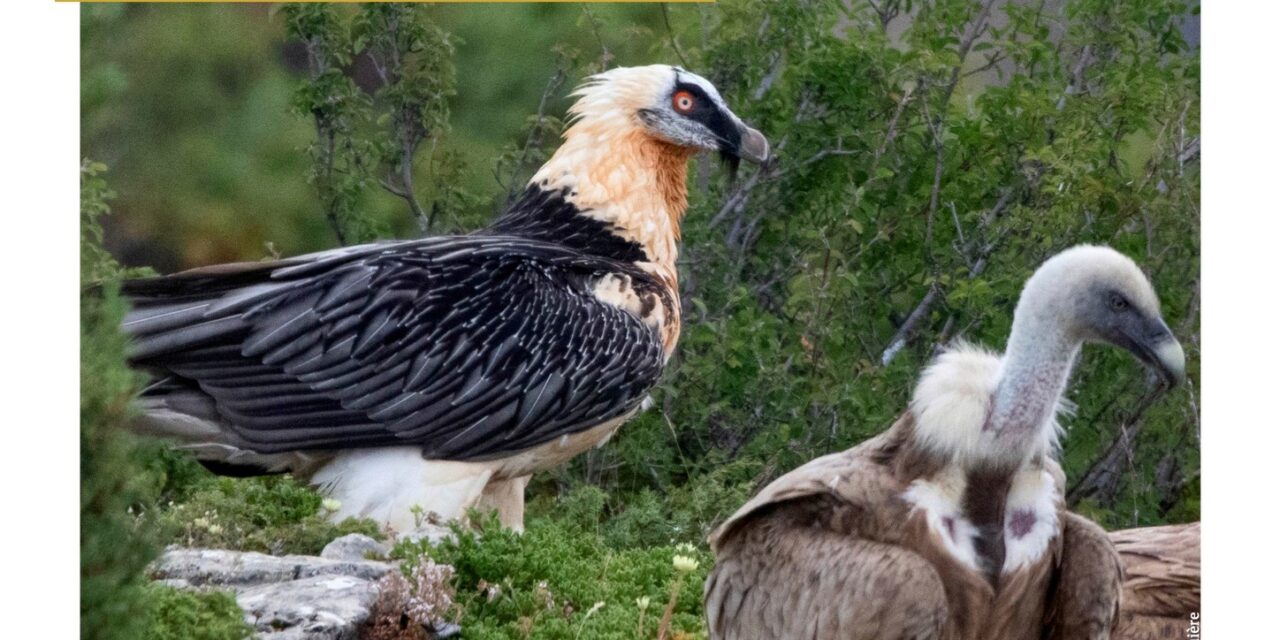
[477, 475, 531, 532]
[310, 448, 494, 532]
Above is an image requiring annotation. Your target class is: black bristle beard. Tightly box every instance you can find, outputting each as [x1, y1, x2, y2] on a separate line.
[720, 149, 742, 181]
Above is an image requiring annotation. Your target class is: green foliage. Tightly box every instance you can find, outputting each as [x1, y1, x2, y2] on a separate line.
[284, 3, 382, 245]
[394, 513, 710, 639]
[141, 585, 253, 640]
[81, 162, 256, 637]
[532, 459, 762, 550]
[153, 471, 383, 556]
[607, 0, 1200, 531]
[81, 160, 159, 640]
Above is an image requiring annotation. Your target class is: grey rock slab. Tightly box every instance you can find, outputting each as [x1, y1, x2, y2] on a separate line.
[151, 547, 401, 639]
[238, 574, 380, 640]
[151, 547, 394, 587]
[320, 533, 390, 562]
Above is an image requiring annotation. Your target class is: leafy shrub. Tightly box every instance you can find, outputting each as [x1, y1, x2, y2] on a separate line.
[140, 585, 253, 640]
[81, 160, 162, 640]
[153, 471, 384, 556]
[393, 514, 711, 639]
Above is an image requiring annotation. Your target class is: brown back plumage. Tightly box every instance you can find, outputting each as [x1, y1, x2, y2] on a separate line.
[1109, 522, 1200, 640]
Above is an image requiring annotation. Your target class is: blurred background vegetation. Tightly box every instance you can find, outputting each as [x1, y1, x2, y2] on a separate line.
[82, 1, 1199, 638]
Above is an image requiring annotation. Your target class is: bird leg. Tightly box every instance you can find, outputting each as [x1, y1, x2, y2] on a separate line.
[476, 474, 531, 532]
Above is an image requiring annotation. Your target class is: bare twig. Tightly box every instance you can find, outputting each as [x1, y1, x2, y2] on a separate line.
[753, 52, 785, 101]
[922, 93, 946, 273]
[502, 65, 568, 205]
[299, 28, 351, 246]
[879, 183, 1019, 366]
[963, 52, 1007, 79]
[866, 0, 901, 31]
[949, 201, 969, 265]
[923, 0, 999, 262]
[660, 3, 691, 69]
[880, 284, 942, 366]
[709, 156, 771, 228]
[400, 145, 430, 233]
[869, 81, 916, 173]
[1178, 136, 1201, 167]
[1056, 44, 1093, 111]
[580, 5, 614, 70]
[1066, 386, 1168, 506]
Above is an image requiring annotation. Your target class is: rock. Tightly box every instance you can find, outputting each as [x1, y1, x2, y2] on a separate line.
[321, 534, 390, 562]
[151, 546, 397, 639]
[432, 622, 463, 638]
[239, 575, 380, 640]
[152, 547, 393, 587]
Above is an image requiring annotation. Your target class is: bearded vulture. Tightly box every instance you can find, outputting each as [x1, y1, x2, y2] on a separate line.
[1110, 522, 1200, 640]
[124, 65, 768, 532]
[704, 245, 1187, 640]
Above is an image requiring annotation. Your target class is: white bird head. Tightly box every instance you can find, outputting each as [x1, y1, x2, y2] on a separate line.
[566, 65, 769, 168]
[1015, 245, 1185, 385]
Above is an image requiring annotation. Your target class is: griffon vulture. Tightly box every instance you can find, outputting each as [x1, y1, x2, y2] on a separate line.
[705, 245, 1186, 640]
[1110, 522, 1200, 640]
[123, 65, 769, 532]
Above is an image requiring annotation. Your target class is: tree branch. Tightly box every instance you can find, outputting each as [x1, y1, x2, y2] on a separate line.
[503, 65, 568, 205]
[880, 284, 942, 366]
[879, 183, 1019, 366]
[1066, 386, 1169, 507]
[660, 3, 691, 70]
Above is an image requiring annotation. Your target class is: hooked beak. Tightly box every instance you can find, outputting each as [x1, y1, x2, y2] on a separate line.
[1128, 319, 1186, 386]
[736, 122, 770, 165]
[1150, 338, 1187, 386]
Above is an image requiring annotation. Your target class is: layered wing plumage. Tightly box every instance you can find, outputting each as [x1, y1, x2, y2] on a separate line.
[123, 236, 669, 461]
[1043, 512, 1123, 640]
[705, 417, 985, 640]
[705, 495, 950, 639]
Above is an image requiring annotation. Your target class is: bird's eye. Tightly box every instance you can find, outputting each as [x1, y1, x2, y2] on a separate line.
[672, 90, 696, 114]
[1109, 293, 1129, 312]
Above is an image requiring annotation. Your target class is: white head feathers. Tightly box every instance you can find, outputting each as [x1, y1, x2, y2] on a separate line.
[1014, 245, 1161, 341]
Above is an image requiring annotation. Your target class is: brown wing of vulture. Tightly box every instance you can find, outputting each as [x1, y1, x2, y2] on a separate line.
[1043, 512, 1123, 640]
[705, 503, 949, 639]
[1108, 522, 1200, 640]
[704, 418, 992, 640]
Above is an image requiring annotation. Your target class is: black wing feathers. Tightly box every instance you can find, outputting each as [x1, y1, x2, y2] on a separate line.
[123, 237, 666, 461]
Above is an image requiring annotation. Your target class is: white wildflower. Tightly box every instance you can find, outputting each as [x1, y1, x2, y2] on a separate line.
[672, 554, 699, 573]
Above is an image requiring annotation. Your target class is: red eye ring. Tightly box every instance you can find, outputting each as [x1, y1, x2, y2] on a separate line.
[672, 90, 696, 114]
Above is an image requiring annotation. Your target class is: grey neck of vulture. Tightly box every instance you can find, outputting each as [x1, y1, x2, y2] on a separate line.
[987, 305, 1078, 462]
